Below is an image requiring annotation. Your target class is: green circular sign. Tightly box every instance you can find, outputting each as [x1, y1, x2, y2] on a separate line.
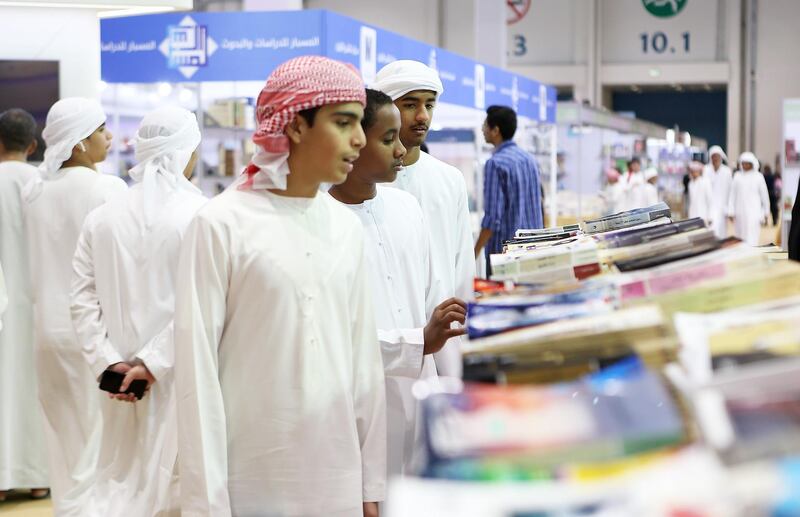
[642, 0, 687, 18]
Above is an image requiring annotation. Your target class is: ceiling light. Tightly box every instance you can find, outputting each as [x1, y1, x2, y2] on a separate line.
[0, 2, 177, 18]
[97, 6, 174, 18]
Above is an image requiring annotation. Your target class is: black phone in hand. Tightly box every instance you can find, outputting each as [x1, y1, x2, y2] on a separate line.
[99, 369, 147, 400]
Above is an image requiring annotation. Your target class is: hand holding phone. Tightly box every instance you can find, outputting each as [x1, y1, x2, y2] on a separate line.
[99, 369, 148, 400]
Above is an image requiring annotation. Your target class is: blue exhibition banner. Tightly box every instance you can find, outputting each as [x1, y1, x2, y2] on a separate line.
[101, 11, 324, 83]
[100, 9, 556, 122]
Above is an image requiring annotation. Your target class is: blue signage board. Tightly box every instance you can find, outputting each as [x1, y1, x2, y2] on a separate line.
[101, 10, 324, 83]
[101, 9, 556, 122]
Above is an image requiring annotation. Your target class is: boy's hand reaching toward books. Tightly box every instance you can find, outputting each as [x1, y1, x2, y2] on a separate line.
[424, 298, 467, 355]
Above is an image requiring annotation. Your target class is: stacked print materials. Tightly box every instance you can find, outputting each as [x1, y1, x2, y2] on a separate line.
[387, 203, 800, 517]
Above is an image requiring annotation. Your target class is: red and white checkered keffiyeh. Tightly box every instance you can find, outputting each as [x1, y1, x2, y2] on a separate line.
[240, 56, 366, 191]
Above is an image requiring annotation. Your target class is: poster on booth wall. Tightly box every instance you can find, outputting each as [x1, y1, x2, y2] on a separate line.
[781, 99, 800, 249]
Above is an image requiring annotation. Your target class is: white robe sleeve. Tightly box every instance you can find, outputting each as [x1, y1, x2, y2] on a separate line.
[727, 177, 739, 218]
[174, 214, 233, 517]
[70, 215, 125, 379]
[135, 322, 173, 382]
[0, 262, 6, 331]
[350, 232, 387, 503]
[432, 175, 474, 378]
[703, 178, 715, 224]
[377, 327, 424, 378]
[453, 177, 476, 302]
[377, 213, 435, 379]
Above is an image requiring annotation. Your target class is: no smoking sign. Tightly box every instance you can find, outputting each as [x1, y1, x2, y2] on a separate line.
[507, 0, 531, 25]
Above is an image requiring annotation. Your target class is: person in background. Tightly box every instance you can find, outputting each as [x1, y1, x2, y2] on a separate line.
[625, 157, 641, 182]
[23, 98, 128, 515]
[600, 167, 624, 215]
[0, 108, 50, 502]
[687, 161, 714, 226]
[703, 145, 733, 239]
[624, 159, 657, 210]
[763, 164, 779, 225]
[373, 60, 474, 378]
[174, 56, 386, 517]
[329, 88, 466, 484]
[728, 152, 770, 246]
[70, 106, 207, 517]
[473, 105, 543, 273]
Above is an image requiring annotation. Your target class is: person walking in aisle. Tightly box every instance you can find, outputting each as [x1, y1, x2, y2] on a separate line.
[373, 60, 475, 378]
[70, 106, 207, 516]
[174, 56, 386, 517]
[624, 159, 658, 210]
[22, 98, 127, 515]
[600, 167, 625, 215]
[687, 161, 714, 226]
[474, 105, 543, 276]
[0, 109, 50, 502]
[703, 145, 733, 239]
[329, 89, 467, 483]
[728, 152, 770, 246]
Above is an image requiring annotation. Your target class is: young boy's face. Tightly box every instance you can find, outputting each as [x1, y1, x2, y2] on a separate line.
[394, 89, 437, 149]
[742, 162, 754, 172]
[353, 103, 406, 184]
[297, 102, 366, 185]
[77, 123, 112, 163]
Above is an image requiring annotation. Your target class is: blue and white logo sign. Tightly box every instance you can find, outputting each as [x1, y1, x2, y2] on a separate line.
[359, 26, 377, 84]
[159, 16, 218, 79]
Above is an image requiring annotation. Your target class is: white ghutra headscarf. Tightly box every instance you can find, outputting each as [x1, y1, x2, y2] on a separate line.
[40, 97, 106, 179]
[25, 98, 106, 201]
[372, 60, 444, 101]
[128, 106, 202, 229]
[738, 151, 760, 172]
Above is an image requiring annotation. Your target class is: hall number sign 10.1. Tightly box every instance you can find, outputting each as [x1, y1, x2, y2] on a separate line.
[640, 31, 690, 54]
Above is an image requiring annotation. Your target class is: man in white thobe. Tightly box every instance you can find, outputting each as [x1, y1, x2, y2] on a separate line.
[175, 56, 386, 517]
[23, 98, 127, 515]
[688, 161, 714, 226]
[624, 161, 659, 211]
[728, 152, 770, 246]
[600, 167, 625, 215]
[703, 145, 733, 239]
[70, 107, 207, 516]
[373, 60, 475, 378]
[329, 89, 467, 480]
[0, 109, 49, 501]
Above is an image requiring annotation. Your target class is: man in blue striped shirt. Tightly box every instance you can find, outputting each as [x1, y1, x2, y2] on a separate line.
[474, 105, 543, 274]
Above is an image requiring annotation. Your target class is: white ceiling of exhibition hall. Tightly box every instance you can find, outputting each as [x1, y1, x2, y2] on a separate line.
[0, 0, 192, 17]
